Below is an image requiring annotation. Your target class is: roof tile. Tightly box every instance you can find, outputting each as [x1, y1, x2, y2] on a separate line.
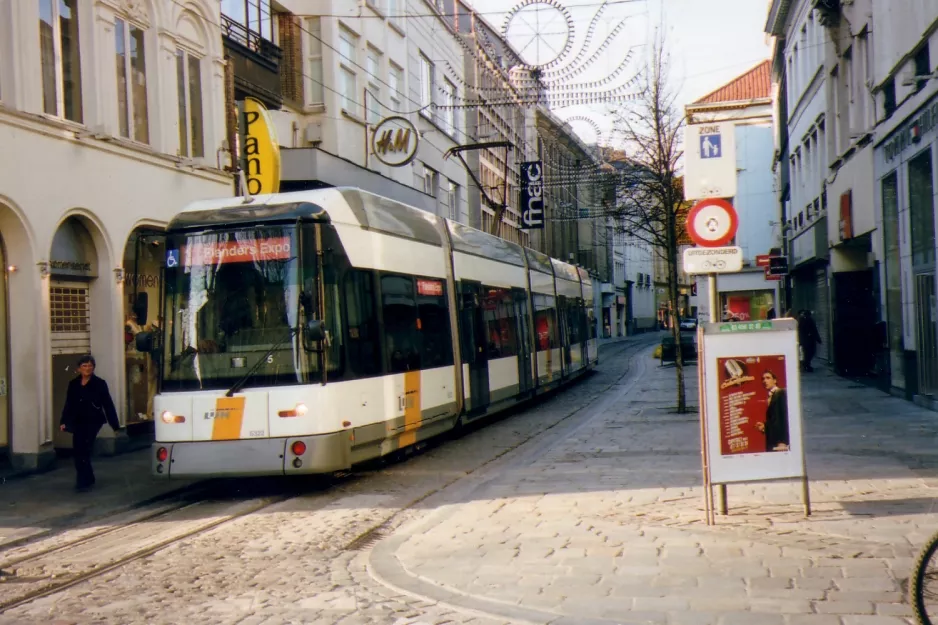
[693, 60, 771, 105]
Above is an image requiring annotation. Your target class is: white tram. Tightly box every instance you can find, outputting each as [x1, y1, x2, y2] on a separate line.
[144, 188, 599, 478]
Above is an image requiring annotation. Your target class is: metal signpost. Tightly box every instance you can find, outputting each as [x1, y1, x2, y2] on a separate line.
[684, 200, 809, 525]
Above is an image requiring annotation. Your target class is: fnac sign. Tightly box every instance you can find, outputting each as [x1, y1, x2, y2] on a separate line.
[241, 97, 281, 195]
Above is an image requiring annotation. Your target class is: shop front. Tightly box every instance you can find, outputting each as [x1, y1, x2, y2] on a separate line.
[789, 216, 830, 364]
[874, 90, 938, 400]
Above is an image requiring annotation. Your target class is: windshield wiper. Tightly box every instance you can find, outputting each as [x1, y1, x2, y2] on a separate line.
[225, 326, 299, 397]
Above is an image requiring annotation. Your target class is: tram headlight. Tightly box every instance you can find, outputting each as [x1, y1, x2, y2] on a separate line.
[295, 403, 308, 416]
[160, 410, 174, 424]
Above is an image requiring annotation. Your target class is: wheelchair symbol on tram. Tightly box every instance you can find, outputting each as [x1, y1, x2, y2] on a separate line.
[166, 249, 180, 268]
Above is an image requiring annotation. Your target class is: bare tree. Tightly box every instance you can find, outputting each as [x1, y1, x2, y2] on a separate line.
[610, 33, 688, 412]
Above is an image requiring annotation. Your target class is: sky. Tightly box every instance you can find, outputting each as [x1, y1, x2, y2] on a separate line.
[465, 0, 773, 146]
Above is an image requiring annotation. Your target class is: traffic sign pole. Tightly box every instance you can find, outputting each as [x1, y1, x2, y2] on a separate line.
[707, 273, 728, 516]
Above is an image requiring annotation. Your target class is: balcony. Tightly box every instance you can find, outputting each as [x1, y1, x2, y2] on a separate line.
[222, 13, 283, 110]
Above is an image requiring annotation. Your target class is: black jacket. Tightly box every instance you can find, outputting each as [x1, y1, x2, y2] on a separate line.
[61, 375, 120, 432]
[765, 388, 790, 450]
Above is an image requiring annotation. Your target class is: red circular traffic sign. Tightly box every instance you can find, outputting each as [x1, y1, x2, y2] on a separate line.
[686, 198, 738, 247]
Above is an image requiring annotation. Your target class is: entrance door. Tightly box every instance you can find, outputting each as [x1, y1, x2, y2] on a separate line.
[51, 281, 92, 449]
[513, 288, 532, 394]
[916, 273, 938, 396]
[833, 270, 876, 377]
[459, 281, 489, 412]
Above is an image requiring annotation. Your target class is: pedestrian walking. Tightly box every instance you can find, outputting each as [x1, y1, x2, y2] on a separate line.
[798, 310, 822, 372]
[59, 355, 121, 491]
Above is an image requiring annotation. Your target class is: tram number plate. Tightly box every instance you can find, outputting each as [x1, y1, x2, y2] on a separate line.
[248, 430, 265, 437]
[204, 409, 232, 420]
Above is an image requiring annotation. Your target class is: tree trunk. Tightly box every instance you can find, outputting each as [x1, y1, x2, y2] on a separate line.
[665, 205, 687, 413]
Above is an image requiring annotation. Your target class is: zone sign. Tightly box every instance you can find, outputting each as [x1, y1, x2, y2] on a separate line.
[686, 198, 739, 248]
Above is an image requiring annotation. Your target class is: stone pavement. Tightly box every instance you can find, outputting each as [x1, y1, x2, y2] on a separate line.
[371, 347, 938, 625]
[0, 446, 196, 548]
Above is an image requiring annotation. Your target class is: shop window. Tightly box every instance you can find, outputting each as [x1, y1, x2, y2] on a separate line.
[39, 0, 82, 122]
[344, 270, 381, 377]
[381, 274, 419, 373]
[882, 171, 905, 389]
[115, 17, 149, 143]
[483, 287, 517, 359]
[122, 230, 165, 424]
[909, 148, 935, 268]
[416, 278, 453, 367]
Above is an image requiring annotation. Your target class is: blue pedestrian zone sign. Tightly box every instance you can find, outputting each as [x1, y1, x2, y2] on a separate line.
[700, 132, 722, 159]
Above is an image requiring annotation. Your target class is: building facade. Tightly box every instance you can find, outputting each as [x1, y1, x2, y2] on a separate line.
[767, 0, 832, 361]
[255, 0, 470, 222]
[870, 2, 938, 402]
[0, 0, 233, 471]
[686, 61, 781, 322]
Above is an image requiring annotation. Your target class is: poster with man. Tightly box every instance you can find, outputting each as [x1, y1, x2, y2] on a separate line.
[702, 319, 806, 485]
[717, 355, 790, 455]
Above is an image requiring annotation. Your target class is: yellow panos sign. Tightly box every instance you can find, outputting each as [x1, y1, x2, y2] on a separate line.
[241, 97, 281, 195]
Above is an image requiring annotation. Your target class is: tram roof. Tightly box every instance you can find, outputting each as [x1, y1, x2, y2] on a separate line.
[170, 187, 590, 285]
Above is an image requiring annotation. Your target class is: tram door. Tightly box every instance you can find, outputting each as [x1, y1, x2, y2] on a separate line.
[459, 281, 490, 412]
[557, 295, 572, 376]
[513, 288, 533, 394]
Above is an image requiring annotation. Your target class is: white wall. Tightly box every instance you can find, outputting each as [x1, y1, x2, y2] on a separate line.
[273, 0, 470, 221]
[0, 0, 231, 462]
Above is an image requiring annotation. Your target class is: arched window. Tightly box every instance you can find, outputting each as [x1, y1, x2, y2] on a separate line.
[114, 14, 150, 143]
[175, 48, 204, 158]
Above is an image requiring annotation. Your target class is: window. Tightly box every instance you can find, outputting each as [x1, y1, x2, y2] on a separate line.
[533, 294, 557, 352]
[338, 26, 357, 63]
[883, 78, 897, 118]
[418, 54, 433, 111]
[388, 0, 403, 28]
[175, 49, 203, 157]
[441, 78, 456, 135]
[39, 0, 82, 122]
[909, 148, 935, 267]
[914, 43, 931, 92]
[366, 46, 381, 123]
[444, 179, 458, 220]
[484, 287, 518, 358]
[221, 1, 273, 41]
[115, 18, 148, 143]
[306, 18, 324, 105]
[416, 279, 452, 368]
[882, 171, 904, 387]
[389, 62, 404, 113]
[382, 275, 419, 373]
[423, 166, 437, 197]
[344, 270, 381, 377]
[338, 26, 358, 115]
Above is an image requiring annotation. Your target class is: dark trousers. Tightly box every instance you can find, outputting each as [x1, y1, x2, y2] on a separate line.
[73, 423, 102, 488]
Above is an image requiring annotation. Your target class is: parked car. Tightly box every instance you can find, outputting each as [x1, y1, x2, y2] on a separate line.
[679, 318, 698, 331]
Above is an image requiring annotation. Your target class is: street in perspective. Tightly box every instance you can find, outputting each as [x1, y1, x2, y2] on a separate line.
[2, 0, 938, 624]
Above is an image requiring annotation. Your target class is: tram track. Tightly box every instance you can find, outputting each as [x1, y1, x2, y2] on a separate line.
[0, 336, 659, 617]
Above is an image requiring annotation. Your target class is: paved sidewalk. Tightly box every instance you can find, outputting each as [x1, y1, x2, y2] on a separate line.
[0, 447, 195, 548]
[372, 347, 938, 624]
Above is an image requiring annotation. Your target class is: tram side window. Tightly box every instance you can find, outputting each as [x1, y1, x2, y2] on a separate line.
[344, 270, 381, 377]
[533, 294, 556, 351]
[416, 279, 453, 368]
[484, 287, 518, 359]
[381, 275, 419, 373]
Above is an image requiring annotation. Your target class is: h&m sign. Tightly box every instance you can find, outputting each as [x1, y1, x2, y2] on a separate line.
[520, 161, 544, 230]
[371, 116, 419, 167]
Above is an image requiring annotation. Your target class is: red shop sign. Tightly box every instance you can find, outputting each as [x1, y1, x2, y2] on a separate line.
[417, 279, 443, 297]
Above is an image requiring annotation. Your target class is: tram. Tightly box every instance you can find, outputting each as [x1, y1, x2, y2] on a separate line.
[141, 188, 598, 479]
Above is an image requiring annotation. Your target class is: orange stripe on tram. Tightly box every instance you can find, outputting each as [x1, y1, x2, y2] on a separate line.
[212, 396, 246, 441]
[399, 370, 421, 447]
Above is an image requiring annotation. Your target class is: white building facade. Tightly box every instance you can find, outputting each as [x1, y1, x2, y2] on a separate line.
[870, 2, 938, 402]
[0, 0, 233, 471]
[767, 0, 833, 361]
[266, 0, 470, 223]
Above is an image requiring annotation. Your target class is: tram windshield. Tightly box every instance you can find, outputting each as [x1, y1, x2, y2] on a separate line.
[160, 225, 315, 391]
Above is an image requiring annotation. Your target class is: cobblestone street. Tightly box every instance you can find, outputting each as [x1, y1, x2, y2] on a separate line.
[3, 336, 938, 624]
